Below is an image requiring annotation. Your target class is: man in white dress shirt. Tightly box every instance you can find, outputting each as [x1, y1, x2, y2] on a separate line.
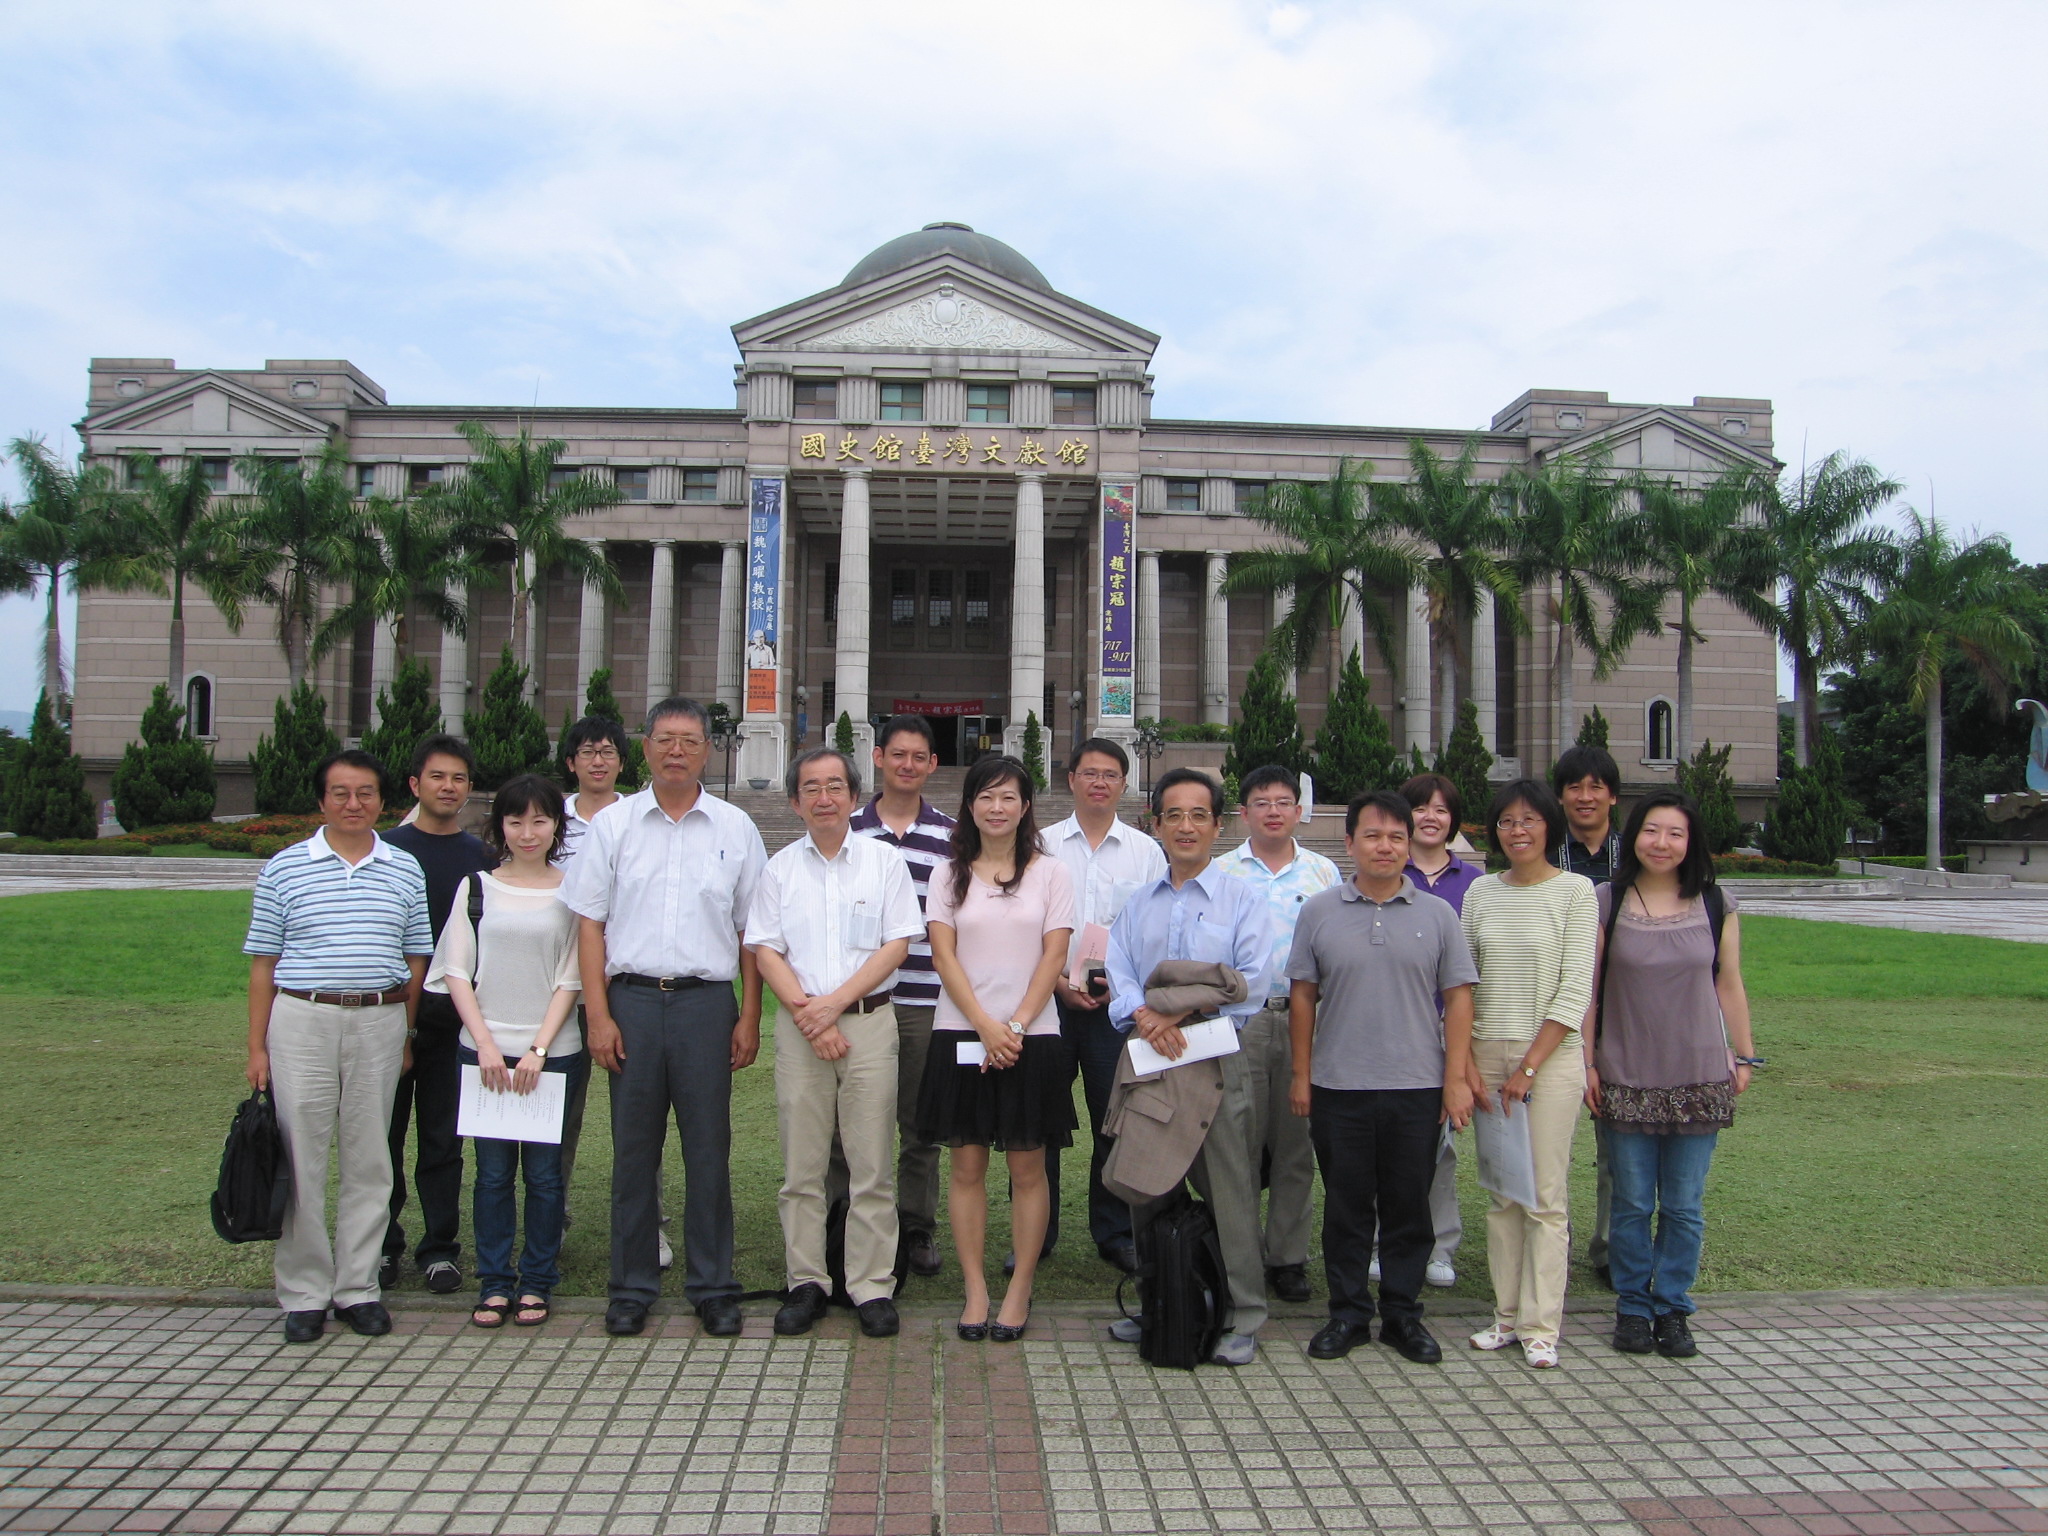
[746, 747, 924, 1339]
[563, 696, 767, 1338]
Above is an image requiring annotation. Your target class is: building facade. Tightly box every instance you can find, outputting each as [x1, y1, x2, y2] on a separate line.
[71, 222, 1782, 807]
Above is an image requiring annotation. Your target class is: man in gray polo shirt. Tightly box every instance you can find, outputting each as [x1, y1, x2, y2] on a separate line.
[1288, 789, 1478, 1364]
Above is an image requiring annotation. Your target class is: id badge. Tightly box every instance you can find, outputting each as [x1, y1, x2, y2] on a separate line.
[846, 899, 882, 951]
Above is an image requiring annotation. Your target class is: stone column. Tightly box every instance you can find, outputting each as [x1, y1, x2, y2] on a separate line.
[575, 539, 607, 696]
[1272, 586, 1296, 698]
[1136, 549, 1162, 723]
[836, 470, 875, 760]
[644, 539, 676, 713]
[1338, 591, 1365, 673]
[1203, 550, 1230, 729]
[438, 587, 468, 731]
[716, 540, 744, 716]
[1403, 582, 1432, 757]
[1003, 472, 1047, 759]
[370, 618, 396, 703]
[1471, 587, 1498, 759]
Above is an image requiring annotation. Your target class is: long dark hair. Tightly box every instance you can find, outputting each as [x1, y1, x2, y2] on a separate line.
[488, 773, 568, 864]
[1610, 789, 1717, 902]
[949, 755, 1039, 904]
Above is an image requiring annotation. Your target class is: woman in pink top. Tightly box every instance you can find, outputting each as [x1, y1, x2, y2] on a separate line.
[915, 755, 1077, 1343]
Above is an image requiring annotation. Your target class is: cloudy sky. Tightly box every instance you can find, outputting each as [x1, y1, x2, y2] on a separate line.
[2, 0, 2043, 711]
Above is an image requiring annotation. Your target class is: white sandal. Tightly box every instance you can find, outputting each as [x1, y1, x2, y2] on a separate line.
[1469, 1323, 1520, 1351]
[1522, 1338, 1560, 1369]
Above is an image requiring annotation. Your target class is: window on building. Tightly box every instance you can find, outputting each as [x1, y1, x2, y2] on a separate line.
[966, 385, 1011, 423]
[793, 381, 838, 420]
[184, 675, 214, 739]
[1646, 698, 1676, 763]
[615, 468, 650, 501]
[408, 464, 444, 494]
[927, 570, 954, 645]
[824, 562, 839, 628]
[547, 466, 581, 490]
[822, 679, 836, 719]
[964, 570, 992, 650]
[880, 382, 924, 421]
[199, 458, 230, 494]
[1236, 481, 1270, 513]
[1052, 386, 1096, 425]
[355, 465, 376, 499]
[681, 467, 719, 502]
[890, 570, 917, 629]
[1165, 478, 1201, 512]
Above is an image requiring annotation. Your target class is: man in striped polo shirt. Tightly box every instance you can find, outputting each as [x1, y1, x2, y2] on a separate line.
[846, 715, 956, 1279]
[244, 749, 432, 1344]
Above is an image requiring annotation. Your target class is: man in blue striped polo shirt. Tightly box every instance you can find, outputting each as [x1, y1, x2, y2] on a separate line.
[244, 749, 432, 1344]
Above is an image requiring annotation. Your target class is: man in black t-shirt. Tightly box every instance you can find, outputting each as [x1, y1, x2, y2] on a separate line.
[381, 734, 497, 1294]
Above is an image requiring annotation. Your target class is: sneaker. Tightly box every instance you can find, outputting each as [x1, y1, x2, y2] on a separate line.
[1468, 1323, 1520, 1351]
[657, 1230, 674, 1270]
[1612, 1314, 1655, 1354]
[423, 1261, 462, 1295]
[1107, 1316, 1143, 1344]
[1653, 1313, 1698, 1359]
[1210, 1332, 1257, 1367]
[1522, 1338, 1560, 1369]
[1424, 1260, 1456, 1288]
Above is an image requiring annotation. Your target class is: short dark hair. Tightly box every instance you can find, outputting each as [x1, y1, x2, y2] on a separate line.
[785, 746, 862, 801]
[1400, 771, 1463, 829]
[1067, 736, 1131, 777]
[1551, 745, 1621, 798]
[644, 695, 711, 737]
[876, 714, 936, 752]
[314, 748, 387, 801]
[560, 715, 630, 767]
[1613, 789, 1718, 900]
[1238, 765, 1300, 805]
[1345, 789, 1414, 838]
[1151, 766, 1224, 819]
[410, 733, 474, 783]
[488, 773, 568, 863]
[1486, 778, 1568, 861]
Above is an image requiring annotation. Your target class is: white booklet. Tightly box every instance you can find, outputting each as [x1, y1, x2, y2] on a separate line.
[1125, 1016, 1242, 1076]
[457, 1064, 566, 1144]
[1471, 1095, 1539, 1210]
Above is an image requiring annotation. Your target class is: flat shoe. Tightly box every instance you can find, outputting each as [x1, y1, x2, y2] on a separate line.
[990, 1304, 1031, 1343]
[1469, 1323, 1520, 1351]
[1522, 1338, 1561, 1369]
[331, 1302, 392, 1337]
[604, 1300, 649, 1336]
[471, 1299, 513, 1330]
[956, 1317, 991, 1341]
[1307, 1319, 1370, 1360]
[512, 1296, 550, 1328]
[282, 1310, 325, 1344]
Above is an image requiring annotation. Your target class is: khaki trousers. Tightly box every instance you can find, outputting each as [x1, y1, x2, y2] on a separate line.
[775, 1005, 899, 1304]
[267, 994, 408, 1314]
[1473, 1037, 1585, 1348]
[1240, 1006, 1315, 1268]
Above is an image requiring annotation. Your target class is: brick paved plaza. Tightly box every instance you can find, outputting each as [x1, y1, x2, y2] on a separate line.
[0, 1292, 2041, 1536]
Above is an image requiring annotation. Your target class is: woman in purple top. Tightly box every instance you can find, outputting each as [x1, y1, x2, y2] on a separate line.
[1585, 790, 1759, 1360]
[1401, 773, 1484, 917]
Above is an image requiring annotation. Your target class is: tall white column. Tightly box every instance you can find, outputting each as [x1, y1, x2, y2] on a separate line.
[1338, 590, 1365, 674]
[519, 550, 541, 703]
[370, 619, 396, 703]
[715, 540, 745, 715]
[1402, 581, 1433, 757]
[575, 538, 607, 696]
[438, 586, 468, 731]
[836, 470, 874, 759]
[1004, 472, 1047, 759]
[1203, 550, 1230, 728]
[1471, 587, 1498, 759]
[1272, 586, 1296, 698]
[644, 539, 676, 713]
[1136, 549, 1162, 723]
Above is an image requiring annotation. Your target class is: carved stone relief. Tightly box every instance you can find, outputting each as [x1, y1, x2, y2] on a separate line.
[798, 284, 1089, 355]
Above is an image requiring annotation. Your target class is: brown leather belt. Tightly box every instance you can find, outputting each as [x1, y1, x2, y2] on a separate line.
[279, 987, 408, 1008]
[845, 993, 893, 1015]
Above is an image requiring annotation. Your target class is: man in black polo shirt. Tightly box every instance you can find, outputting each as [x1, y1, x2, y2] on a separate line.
[382, 734, 497, 1295]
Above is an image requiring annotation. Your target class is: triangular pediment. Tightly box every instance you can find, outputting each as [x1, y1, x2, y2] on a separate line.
[1552, 407, 1778, 475]
[82, 371, 336, 440]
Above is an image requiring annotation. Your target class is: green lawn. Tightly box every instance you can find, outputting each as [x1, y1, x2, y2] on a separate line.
[0, 891, 2040, 1302]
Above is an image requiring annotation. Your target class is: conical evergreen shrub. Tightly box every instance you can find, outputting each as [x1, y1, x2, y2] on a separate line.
[1434, 697, 1494, 826]
[11, 691, 94, 839]
[359, 658, 442, 810]
[1311, 647, 1397, 802]
[833, 712, 855, 756]
[1762, 722, 1849, 867]
[111, 684, 216, 828]
[251, 682, 341, 815]
[1021, 711, 1047, 790]
[1223, 652, 1306, 784]
[1576, 706, 1610, 749]
[1677, 738, 1741, 854]
[466, 648, 551, 790]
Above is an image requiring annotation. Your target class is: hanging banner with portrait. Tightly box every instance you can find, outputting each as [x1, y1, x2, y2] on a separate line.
[745, 477, 782, 716]
[1098, 480, 1137, 721]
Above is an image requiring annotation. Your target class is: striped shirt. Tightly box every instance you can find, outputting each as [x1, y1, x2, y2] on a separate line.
[849, 796, 955, 1007]
[244, 828, 433, 991]
[1220, 838, 1342, 1004]
[1459, 870, 1600, 1044]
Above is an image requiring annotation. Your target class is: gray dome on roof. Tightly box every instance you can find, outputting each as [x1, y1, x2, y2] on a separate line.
[842, 222, 1050, 292]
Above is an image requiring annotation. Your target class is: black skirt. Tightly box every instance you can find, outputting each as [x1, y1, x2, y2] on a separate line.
[915, 1031, 1078, 1153]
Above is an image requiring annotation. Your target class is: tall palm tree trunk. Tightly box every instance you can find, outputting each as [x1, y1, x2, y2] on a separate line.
[167, 574, 187, 697]
[1792, 654, 1814, 769]
[1925, 681, 1945, 876]
[519, 552, 540, 702]
[1555, 624, 1575, 764]
[41, 571, 65, 706]
[1676, 596, 1695, 761]
[1438, 643, 1456, 750]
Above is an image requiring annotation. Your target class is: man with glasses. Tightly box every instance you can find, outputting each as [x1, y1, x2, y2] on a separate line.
[563, 697, 768, 1338]
[558, 716, 631, 866]
[747, 748, 924, 1338]
[1042, 737, 1166, 1277]
[1221, 766, 1340, 1304]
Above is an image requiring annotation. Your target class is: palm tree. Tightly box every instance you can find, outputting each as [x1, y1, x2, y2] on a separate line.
[1754, 453, 1902, 767]
[1220, 457, 1418, 691]
[1631, 466, 1776, 761]
[443, 421, 623, 697]
[317, 490, 475, 667]
[1506, 452, 1663, 763]
[1860, 511, 2034, 872]
[1378, 439, 1524, 747]
[115, 454, 261, 698]
[231, 443, 363, 690]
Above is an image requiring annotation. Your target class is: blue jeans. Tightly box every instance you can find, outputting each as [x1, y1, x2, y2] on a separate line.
[1606, 1126, 1718, 1319]
[467, 1049, 589, 1300]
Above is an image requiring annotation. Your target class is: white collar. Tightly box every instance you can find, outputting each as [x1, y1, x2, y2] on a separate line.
[1229, 837, 1301, 872]
[632, 784, 712, 826]
[305, 827, 392, 865]
[1055, 813, 1136, 847]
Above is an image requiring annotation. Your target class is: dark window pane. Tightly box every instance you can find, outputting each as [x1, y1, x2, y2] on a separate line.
[200, 458, 229, 492]
[1235, 481, 1269, 513]
[964, 570, 991, 629]
[355, 465, 376, 498]
[825, 562, 839, 627]
[1165, 478, 1201, 512]
[682, 468, 719, 501]
[615, 468, 650, 501]
[1051, 387, 1096, 425]
[548, 467, 580, 489]
[890, 570, 917, 628]
[793, 381, 837, 420]
[880, 382, 924, 421]
[966, 384, 1011, 424]
[408, 464, 444, 493]
[927, 569, 953, 629]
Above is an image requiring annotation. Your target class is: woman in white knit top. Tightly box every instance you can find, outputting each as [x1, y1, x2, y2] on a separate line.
[1459, 778, 1599, 1368]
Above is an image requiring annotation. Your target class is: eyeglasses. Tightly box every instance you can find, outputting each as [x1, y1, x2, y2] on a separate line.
[324, 788, 381, 805]
[798, 781, 851, 798]
[648, 734, 707, 752]
[573, 745, 621, 762]
[1496, 816, 1546, 833]
[1074, 769, 1124, 785]
[1157, 809, 1215, 828]
[1244, 798, 1297, 813]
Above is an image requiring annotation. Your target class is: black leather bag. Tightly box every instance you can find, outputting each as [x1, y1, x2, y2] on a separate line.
[210, 1090, 291, 1243]
[1119, 1187, 1227, 1369]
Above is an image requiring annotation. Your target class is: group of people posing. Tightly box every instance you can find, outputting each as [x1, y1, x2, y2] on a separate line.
[243, 703, 1757, 1371]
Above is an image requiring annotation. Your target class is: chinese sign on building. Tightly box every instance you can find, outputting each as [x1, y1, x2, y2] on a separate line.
[800, 430, 1090, 468]
[1098, 481, 1136, 722]
[746, 478, 782, 716]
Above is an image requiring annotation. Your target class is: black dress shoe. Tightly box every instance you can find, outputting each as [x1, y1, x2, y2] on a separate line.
[906, 1231, 943, 1278]
[856, 1298, 900, 1338]
[1653, 1313, 1698, 1358]
[697, 1296, 744, 1336]
[1612, 1314, 1655, 1354]
[331, 1302, 392, 1337]
[1267, 1264, 1312, 1304]
[604, 1300, 649, 1336]
[773, 1283, 829, 1337]
[1379, 1317, 1443, 1364]
[378, 1254, 400, 1290]
[1098, 1239, 1139, 1275]
[283, 1310, 325, 1344]
[1307, 1318, 1371, 1360]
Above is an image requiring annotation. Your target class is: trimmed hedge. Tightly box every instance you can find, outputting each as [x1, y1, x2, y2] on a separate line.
[1713, 854, 1841, 878]
[1857, 853, 1968, 873]
[1, 839, 154, 856]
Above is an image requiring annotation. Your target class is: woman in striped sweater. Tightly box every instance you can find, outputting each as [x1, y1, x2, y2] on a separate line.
[1460, 778, 1600, 1368]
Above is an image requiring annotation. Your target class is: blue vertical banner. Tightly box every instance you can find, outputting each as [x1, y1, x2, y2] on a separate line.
[1098, 481, 1136, 721]
[745, 477, 782, 716]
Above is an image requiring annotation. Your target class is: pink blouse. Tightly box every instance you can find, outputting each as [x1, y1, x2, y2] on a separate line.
[924, 855, 1076, 1036]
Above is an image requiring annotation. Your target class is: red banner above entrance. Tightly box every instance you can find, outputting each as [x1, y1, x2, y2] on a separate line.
[893, 699, 984, 717]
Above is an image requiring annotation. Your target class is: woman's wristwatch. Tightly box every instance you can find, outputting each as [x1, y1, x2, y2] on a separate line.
[1733, 1055, 1764, 1068]
[1517, 1062, 1537, 1080]
[528, 1044, 547, 1059]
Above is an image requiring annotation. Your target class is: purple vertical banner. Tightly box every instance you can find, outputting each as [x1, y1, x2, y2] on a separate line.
[1098, 481, 1136, 721]
[745, 477, 782, 717]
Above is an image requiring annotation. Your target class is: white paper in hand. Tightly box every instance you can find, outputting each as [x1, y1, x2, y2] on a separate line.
[956, 1040, 988, 1066]
[457, 1064, 566, 1144]
[1471, 1095, 1539, 1210]
[1126, 1016, 1242, 1076]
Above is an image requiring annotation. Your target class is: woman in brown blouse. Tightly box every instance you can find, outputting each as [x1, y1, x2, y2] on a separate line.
[1584, 790, 1759, 1360]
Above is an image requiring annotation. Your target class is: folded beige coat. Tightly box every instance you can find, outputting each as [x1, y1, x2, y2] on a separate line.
[1143, 959, 1249, 1019]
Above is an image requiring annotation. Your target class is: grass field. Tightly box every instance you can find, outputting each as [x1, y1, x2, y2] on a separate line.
[0, 890, 2041, 1304]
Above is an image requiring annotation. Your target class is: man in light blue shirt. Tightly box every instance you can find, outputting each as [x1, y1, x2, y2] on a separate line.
[1105, 767, 1273, 1365]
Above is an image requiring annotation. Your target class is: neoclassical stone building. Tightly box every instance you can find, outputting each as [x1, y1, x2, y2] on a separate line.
[70, 222, 1782, 808]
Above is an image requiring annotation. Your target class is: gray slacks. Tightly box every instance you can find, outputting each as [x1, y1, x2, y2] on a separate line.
[606, 979, 740, 1308]
[1240, 1005, 1315, 1269]
[826, 1002, 941, 1236]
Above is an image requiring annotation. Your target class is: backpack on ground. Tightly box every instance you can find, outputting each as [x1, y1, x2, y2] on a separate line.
[210, 1090, 291, 1244]
[823, 1195, 908, 1305]
[1119, 1187, 1227, 1369]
